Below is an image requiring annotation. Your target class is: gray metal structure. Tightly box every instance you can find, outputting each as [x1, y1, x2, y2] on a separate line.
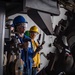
[0, 0, 60, 75]
[0, 3, 5, 75]
[25, 0, 60, 15]
[5, 0, 59, 35]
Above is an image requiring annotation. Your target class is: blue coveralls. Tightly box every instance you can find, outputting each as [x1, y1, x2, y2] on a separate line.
[16, 34, 34, 75]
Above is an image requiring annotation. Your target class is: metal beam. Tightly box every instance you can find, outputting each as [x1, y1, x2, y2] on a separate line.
[38, 11, 54, 34]
[25, 0, 60, 15]
[0, 3, 5, 75]
[27, 9, 51, 35]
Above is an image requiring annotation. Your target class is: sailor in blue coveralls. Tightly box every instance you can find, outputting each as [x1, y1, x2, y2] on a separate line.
[13, 15, 42, 75]
[13, 15, 34, 75]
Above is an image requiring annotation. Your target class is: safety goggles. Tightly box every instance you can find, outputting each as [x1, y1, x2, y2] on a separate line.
[17, 23, 27, 28]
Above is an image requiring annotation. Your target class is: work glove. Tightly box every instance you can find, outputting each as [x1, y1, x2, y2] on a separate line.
[37, 67, 40, 71]
[36, 45, 43, 52]
[22, 42, 29, 49]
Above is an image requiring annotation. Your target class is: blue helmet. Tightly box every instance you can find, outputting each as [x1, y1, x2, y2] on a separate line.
[13, 15, 28, 26]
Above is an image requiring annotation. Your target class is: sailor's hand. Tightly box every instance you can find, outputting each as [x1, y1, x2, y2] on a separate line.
[36, 41, 45, 52]
[36, 45, 43, 52]
[37, 67, 40, 71]
[22, 42, 28, 49]
[33, 62, 36, 66]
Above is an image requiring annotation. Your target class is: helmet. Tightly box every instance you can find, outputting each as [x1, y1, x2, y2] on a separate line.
[30, 26, 39, 33]
[25, 30, 30, 37]
[13, 15, 28, 26]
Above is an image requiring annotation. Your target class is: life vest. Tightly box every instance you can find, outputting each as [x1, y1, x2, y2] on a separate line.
[32, 40, 40, 67]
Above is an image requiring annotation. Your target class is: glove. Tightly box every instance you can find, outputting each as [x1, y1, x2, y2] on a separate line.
[37, 67, 40, 71]
[36, 45, 43, 52]
[22, 42, 28, 49]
